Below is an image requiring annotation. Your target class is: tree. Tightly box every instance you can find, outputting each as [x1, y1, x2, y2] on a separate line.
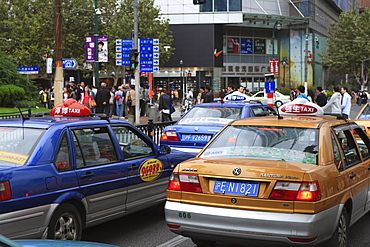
[0, 0, 174, 85]
[322, 8, 370, 89]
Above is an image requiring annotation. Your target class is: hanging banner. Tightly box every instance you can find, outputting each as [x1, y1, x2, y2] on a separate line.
[274, 59, 279, 76]
[269, 59, 275, 74]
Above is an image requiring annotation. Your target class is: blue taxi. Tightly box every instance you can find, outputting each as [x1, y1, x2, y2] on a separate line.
[0, 116, 194, 240]
[160, 92, 276, 154]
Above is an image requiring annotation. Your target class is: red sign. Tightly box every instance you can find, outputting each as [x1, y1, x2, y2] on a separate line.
[269, 59, 279, 76]
[140, 72, 147, 77]
[280, 104, 318, 115]
[50, 99, 91, 116]
[274, 59, 279, 76]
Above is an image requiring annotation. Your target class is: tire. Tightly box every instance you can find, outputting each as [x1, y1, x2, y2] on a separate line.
[322, 209, 349, 247]
[191, 238, 215, 247]
[47, 204, 82, 240]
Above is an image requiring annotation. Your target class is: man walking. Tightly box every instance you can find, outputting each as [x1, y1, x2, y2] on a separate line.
[95, 82, 111, 115]
[341, 86, 352, 120]
[315, 86, 327, 107]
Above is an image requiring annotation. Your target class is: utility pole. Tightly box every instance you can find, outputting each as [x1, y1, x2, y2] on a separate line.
[54, 0, 63, 105]
[94, 0, 100, 87]
[134, 0, 140, 125]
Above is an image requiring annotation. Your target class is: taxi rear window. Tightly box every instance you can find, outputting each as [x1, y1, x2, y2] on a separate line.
[178, 106, 241, 125]
[201, 125, 318, 165]
[0, 127, 45, 165]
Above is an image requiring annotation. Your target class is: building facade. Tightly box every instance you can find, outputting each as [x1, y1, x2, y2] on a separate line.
[153, 0, 358, 94]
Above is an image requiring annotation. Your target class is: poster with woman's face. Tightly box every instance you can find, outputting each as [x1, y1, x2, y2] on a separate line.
[227, 37, 240, 53]
[98, 36, 108, 62]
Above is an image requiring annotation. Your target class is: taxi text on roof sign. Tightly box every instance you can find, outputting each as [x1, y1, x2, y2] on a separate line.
[224, 91, 250, 102]
[279, 98, 324, 116]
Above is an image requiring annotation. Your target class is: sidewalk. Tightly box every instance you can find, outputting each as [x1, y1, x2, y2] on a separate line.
[112, 105, 182, 125]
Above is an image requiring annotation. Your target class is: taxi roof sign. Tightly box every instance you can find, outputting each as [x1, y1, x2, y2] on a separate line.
[224, 91, 251, 102]
[279, 98, 324, 116]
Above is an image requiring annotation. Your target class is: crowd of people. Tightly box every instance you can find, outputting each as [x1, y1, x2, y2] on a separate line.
[290, 85, 352, 119]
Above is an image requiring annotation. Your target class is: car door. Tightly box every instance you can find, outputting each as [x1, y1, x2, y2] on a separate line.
[332, 124, 369, 222]
[111, 125, 171, 214]
[71, 126, 127, 223]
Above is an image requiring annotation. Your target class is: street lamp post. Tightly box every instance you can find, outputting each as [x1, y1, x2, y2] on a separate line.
[361, 58, 370, 91]
[180, 60, 184, 100]
[94, 0, 100, 87]
[272, 21, 282, 60]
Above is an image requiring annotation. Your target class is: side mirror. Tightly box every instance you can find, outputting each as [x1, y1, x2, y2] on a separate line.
[159, 145, 171, 155]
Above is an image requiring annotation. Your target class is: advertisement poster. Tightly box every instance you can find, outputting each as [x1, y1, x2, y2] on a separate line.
[85, 36, 108, 62]
[266, 39, 278, 55]
[227, 37, 240, 53]
[254, 39, 265, 54]
[241, 38, 253, 54]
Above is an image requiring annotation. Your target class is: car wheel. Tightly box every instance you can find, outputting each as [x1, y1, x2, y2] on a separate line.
[275, 101, 283, 108]
[322, 209, 348, 247]
[47, 204, 82, 240]
[191, 238, 215, 247]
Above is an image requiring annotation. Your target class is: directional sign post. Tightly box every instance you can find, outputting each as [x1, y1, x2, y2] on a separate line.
[62, 59, 77, 69]
[17, 66, 39, 74]
[139, 39, 159, 73]
[116, 39, 133, 66]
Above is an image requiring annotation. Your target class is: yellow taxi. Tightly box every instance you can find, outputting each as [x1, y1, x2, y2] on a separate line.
[165, 99, 370, 246]
[354, 103, 370, 135]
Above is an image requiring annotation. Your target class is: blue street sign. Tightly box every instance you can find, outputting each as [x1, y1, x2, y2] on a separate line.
[116, 60, 122, 66]
[140, 46, 154, 52]
[153, 60, 159, 66]
[153, 66, 159, 72]
[17, 66, 39, 74]
[140, 60, 153, 65]
[121, 47, 133, 52]
[140, 39, 154, 45]
[63, 59, 77, 69]
[121, 39, 133, 46]
[121, 60, 130, 65]
[265, 81, 275, 93]
[116, 39, 122, 46]
[140, 66, 153, 72]
[140, 53, 154, 60]
[153, 53, 159, 59]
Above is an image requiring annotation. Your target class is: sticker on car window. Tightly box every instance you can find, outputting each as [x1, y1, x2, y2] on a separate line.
[0, 150, 29, 165]
[139, 159, 163, 181]
[202, 146, 316, 164]
[179, 118, 231, 124]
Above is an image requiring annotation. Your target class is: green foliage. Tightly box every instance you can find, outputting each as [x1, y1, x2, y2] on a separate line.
[0, 85, 26, 107]
[322, 9, 370, 85]
[0, 0, 173, 83]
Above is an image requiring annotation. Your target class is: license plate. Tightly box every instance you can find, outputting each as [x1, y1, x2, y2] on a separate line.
[213, 180, 259, 197]
[181, 134, 212, 142]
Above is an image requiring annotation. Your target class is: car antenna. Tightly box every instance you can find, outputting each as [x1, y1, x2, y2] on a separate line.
[9, 89, 29, 121]
[274, 101, 283, 119]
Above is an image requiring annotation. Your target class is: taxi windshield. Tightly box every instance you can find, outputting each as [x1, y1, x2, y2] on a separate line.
[357, 104, 370, 120]
[0, 127, 45, 165]
[200, 125, 318, 165]
[178, 106, 242, 125]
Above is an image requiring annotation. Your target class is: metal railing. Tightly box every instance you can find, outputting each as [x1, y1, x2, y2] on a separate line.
[136, 119, 176, 144]
[0, 108, 31, 120]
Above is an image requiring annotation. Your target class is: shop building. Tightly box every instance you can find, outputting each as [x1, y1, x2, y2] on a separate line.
[153, 0, 358, 93]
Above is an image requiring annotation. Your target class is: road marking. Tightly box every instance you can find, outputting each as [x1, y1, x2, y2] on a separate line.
[157, 235, 189, 247]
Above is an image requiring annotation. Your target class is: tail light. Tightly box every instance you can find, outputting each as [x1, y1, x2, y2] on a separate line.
[269, 181, 320, 202]
[0, 181, 11, 201]
[160, 131, 179, 141]
[167, 173, 202, 193]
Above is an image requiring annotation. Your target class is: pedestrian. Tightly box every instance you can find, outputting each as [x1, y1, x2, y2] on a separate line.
[315, 86, 327, 107]
[124, 84, 130, 118]
[115, 86, 124, 119]
[108, 87, 115, 118]
[360, 91, 368, 105]
[63, 87, 69, 101]
[322, 86, 342, 115]
[290, 88, 297, 101]
[197, 87, 204, 104]
[307, 89, 315, 103]
[95, 82, 111, 115]
[142, 85, 150, 116]
[341, 86, 352, 120]
[204, 87, 214, 103]
[296, 85, 310, 101]
[219, 89, 226, 99]
[40, 89, 50, 108]
[81, 85, 93, 110]
[126, 85, 136, 124]
[159, 88, 173, 122]
[200, 87, 207, 103]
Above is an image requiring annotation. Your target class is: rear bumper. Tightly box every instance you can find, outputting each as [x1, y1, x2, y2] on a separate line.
[165, 201, 342, 246]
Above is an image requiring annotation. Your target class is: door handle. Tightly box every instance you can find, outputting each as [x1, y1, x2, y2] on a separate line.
[368, 167, 370, 170]
[80, 172, 95, 179]
[128, 165, 140, 170]
[349, 174, 357, 179]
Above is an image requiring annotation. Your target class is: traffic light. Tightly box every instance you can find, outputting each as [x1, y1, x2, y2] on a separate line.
[193, 0, 206, 4]
[130, 49, 139, 70]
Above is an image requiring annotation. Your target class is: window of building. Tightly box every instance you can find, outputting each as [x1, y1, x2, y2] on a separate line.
[200, 0, 241, 12]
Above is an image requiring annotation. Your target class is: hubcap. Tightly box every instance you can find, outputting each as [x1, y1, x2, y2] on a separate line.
[54, 212, 77, 240]
[337, 213, 347, 247]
